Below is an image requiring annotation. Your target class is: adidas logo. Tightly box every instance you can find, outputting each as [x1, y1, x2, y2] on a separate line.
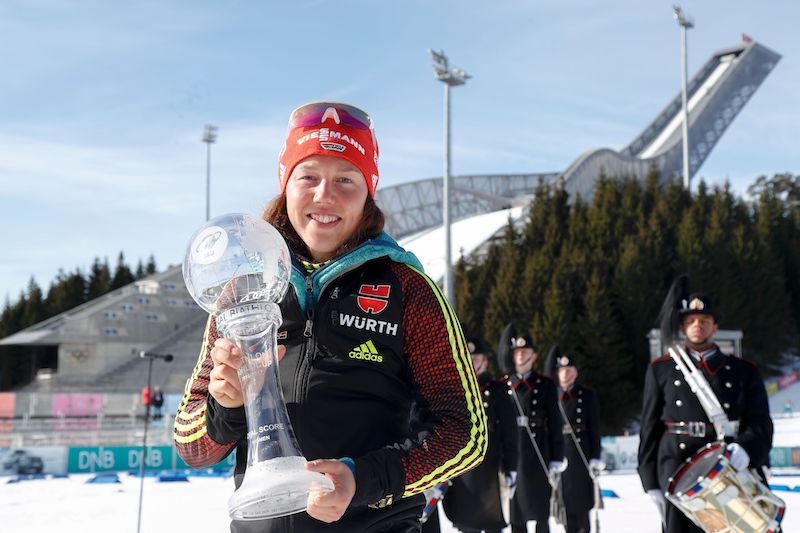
[348, 340, 383, 363]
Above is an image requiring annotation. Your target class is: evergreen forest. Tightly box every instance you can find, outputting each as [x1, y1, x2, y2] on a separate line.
[454, 171, 800, 432]
[0, 253, 157, 388]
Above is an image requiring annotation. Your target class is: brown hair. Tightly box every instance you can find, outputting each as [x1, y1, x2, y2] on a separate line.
[262, 194, 385, 259]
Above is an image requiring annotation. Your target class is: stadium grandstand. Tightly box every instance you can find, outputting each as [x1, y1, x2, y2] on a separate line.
[0, 39, 780, 451]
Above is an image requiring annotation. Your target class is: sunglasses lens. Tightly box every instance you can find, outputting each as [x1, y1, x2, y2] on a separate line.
[289, 102, 373, 131]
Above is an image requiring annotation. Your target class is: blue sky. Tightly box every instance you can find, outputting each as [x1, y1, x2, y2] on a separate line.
[1, 0, 798, 302]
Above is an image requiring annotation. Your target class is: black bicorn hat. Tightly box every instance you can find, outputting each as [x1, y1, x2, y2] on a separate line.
[658, 275, 722, 347]
[543, 344, 577, 378]
[678, 293, 719, 319]
[510, 334, 537, 351]
[555, 353, 577, 368]
[497, 323, 537, 375]
[465, 337, 491, 358]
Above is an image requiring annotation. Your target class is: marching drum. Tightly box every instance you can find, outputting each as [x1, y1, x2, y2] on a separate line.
[666, 442, 785, 533]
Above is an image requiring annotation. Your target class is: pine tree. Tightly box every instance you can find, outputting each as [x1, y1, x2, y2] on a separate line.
[483, 222, 522, 344]
[145, 255, 157, 276]
[44, 268, 88, 318]
[86, 257, 112, 300]
[111, 252, 136, 290]
[532, 247, 582, 355]
[135, 259, 146, 279]
[737, 199, 793, 365]
[468, 240, 503, 342]
[454, 256, 478, 336]
[518, 184, 571, 321]
[580, 269, 635, 432]
[676, 182, 714, 288]
[22, 278, 45, 327]
[752, 175, 800, 346]
[614, 218, 670, 382]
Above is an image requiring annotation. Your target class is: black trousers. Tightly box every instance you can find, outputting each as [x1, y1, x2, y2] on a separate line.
[664, 501, 703, 533]
[565, 512, 590, 533]
[511, 521, 549, 533]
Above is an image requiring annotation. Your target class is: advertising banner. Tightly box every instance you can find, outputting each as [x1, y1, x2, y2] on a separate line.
[67, 445, 235, 473]
[0, 393, 15, 418]
[0, 447, 67, 475]
[779, 371, 798, 390]
[600, 435, 640, 471]
[767, 381, 779, 396]
[52, 393, 103, 417]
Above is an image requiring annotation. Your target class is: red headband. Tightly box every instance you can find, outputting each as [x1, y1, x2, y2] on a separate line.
[278, 104, 379, 197]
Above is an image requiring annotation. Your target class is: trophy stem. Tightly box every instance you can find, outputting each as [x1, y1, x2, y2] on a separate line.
[217, 302, 333, 520]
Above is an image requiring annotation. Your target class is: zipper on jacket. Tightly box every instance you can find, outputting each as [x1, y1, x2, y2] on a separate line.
[303, 275, 315, 357]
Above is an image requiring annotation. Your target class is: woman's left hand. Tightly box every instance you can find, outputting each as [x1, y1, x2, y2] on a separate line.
[304, 459, 356, 523]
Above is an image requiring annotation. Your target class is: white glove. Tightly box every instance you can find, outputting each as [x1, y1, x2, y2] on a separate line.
[505, 471, 518, 498]
[589, 458, 605, 475]
[647, 489, 666, 524]
[548, 460, 567, 486]
[727, 442, 750, 470]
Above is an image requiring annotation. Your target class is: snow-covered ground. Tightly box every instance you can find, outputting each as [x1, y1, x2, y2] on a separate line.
[1, 470, 797, 533]
[4, 406, 800, 532]
[4, 366, 799, 532]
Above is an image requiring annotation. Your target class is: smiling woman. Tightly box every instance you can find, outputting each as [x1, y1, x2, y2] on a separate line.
[174, 102, 487, 533]
[263, 157, 386, 262]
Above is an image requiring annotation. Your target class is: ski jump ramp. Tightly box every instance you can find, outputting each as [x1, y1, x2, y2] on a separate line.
[377, 40, 781, 250]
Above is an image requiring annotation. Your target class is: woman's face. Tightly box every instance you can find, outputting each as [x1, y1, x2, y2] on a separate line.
[285, 155, 368, 262]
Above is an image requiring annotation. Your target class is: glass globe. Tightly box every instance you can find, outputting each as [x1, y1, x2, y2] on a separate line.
[183, 213, 291, 315]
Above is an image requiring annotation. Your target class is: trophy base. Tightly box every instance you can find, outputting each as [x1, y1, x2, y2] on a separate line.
[228, 456, 335, 521]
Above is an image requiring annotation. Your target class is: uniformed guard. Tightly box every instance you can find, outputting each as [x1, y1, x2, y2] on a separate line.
[443, 337, 518, 533]
[638, 275, 775, 533]
[546, 347, 603, 533]
[498, 326, 566, 533]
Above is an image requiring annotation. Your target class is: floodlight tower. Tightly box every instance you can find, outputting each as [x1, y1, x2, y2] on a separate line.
[202, 125, 219, 221]
[673, 5, 694, 190]
[429, 49, 470, 303]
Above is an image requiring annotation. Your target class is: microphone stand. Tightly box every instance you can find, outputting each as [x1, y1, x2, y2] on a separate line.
[137, 351, 173, 533]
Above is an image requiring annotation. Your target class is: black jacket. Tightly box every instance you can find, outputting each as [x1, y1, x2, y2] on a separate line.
[175, 235, 487, 533]
[507, 370, 564, 523]
[443, 372, 518, 530]
[558, 383, 601, 516]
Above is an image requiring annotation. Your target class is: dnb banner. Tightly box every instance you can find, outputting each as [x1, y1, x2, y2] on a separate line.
[67, 445, 235, 473]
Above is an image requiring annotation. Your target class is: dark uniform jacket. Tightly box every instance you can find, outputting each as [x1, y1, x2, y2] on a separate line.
[559, 383, 601, 516]
[174, 234, 487, 533]
[443, 372, 518, 531]
[507, 370, 564, 523]
[637, 345, 773, 533]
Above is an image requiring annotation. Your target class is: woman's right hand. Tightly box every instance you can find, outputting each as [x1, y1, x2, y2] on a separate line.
[209, 339, 286, 409]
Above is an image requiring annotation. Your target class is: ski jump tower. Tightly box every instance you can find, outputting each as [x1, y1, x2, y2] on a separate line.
[376, 40, 781, 241]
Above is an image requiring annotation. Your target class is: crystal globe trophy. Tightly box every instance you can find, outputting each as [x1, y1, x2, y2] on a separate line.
[183, 213, 333, 520]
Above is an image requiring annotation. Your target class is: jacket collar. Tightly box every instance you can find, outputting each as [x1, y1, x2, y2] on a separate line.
[687, 343, 726, 376]
[289, 231, 423, 311]
[559, 384, 576, 402]
[509, 370, 538, 390]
